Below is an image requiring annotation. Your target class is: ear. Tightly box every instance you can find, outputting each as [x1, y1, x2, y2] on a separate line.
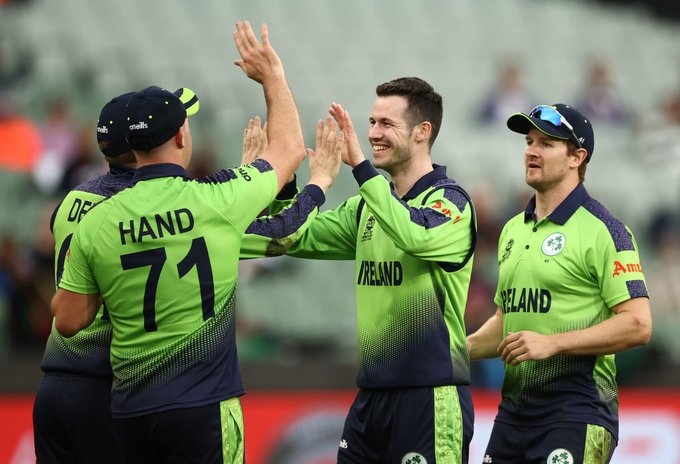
[175, 119, 189, 148]
[570, 147, 588, 168]
[413, 121, 432, 143]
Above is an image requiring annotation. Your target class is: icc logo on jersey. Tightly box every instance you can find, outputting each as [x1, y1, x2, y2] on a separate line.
[541, 232, 566, 256]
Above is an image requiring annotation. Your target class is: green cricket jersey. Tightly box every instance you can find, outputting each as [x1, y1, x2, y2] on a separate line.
[288, 161, 476, 388]
[42, 166, 136, 378]
[59, 161, 324, 418]
[494, 183, 649, 439]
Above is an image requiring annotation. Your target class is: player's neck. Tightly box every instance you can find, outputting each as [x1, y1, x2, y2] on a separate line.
[534, 177, 580, 221]
[134, 148, 187, 170]
[389, 155, 433, 198]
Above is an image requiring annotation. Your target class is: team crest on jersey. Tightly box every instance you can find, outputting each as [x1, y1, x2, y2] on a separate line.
[541, 232, 566, 256]
[499, 238, 514, 265]
[362, 215, 376, 242]
[401, 452, 427, 464]
[547, 448, 573, 464]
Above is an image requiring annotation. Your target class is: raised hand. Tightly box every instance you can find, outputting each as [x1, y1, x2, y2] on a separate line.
[307, 117, 343, 192]
[241, 116, 268, 165]
[233, 21, 284, 84]
[329, 102, 366, 168]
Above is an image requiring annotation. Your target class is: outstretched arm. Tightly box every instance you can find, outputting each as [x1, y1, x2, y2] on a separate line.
[241, 116, 295, 202]
[467, 307, 504, 360]
[240, 118, 343, 258]
[233, 21, 305, 190]
[329, 102, 474, 264]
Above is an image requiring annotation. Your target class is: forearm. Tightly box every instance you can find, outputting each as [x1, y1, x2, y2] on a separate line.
[261, 77, 305, 188]
[550, 298, 652, 356]
[467, 309, 503, 360]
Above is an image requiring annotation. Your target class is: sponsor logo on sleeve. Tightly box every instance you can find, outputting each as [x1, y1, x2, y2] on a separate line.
[612, 260, 642, 277]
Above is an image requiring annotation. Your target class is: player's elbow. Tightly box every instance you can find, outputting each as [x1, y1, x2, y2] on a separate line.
[635, 318, 652, 346]
[51, 299, 83, 338]
[628, 314, 653, 348]
[54, 316, 81, 338]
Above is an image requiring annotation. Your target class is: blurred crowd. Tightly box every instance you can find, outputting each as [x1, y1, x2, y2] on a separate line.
[1, 34, 680, 388]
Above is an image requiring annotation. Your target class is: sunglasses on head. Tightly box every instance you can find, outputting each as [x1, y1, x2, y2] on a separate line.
[529, 105, 582, 148]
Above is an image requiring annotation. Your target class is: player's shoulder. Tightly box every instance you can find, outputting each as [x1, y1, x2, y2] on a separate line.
[73, 170, 135, 198]
[501, 211, 526, 232]
[578, 196, 635, 251]
[426, 178, 473, 213]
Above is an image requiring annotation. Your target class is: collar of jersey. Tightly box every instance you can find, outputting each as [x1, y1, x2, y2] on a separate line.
[109, 165, 136, 178]
[132, 163, 190, 183]
[399, 164, 448, 200]
[523, 182, 590, 225]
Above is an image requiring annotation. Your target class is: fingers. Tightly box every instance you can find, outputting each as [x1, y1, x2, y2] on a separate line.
[233, 20, 261, 71]
[329, 102, 345, 129]
[322, 116, 337, 148]
[261, 23, 270, 46]
[236, 20, 259, 50]
[315, 119, 323, 150]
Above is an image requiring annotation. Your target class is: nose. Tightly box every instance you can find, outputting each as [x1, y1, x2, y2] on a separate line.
[525, 146, 538, 160]
[368, 124, 382, 141]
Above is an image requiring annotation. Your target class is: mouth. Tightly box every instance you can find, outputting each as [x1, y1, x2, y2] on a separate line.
[372, 144, 389, 153]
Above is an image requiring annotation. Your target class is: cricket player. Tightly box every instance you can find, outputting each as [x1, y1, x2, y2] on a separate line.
[288, 77, 477, 463]
[49, 21, 330, 463]
[467, 104, 652, 464]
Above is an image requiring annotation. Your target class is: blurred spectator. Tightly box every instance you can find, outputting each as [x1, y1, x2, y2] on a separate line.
[57, 124, 106, 194]
[0, 92, 41, 173]
[634, 88, 680, 208]
[477, 57, 534, 126]
[574, 58, 631, 126]
[0, 231, 53, 349]
[34, 98, 79, 194]
[0, 35, 33, 91]
[645, 211, 680, 363]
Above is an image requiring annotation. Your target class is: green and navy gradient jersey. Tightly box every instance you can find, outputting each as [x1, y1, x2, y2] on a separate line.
[59, 161, 324, 418]
[288, 161, 476, 389]
[42, 166, 136, 379]
[493, 183, 649, 439]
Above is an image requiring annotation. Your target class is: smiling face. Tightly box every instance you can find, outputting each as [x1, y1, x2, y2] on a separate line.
[368, 95, 417, 174]
[524, 128, 579, 192]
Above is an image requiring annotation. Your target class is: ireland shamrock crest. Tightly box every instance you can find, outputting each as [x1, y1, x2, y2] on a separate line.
[541, 232, 566, 256]
[547, 448, 573, 464]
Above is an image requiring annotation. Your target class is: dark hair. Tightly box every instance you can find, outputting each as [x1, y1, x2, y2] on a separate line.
[375, 77, 443, 148]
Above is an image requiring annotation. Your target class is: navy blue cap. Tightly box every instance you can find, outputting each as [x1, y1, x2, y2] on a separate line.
[125, 86, 200, 151]
[97, 92, 134, 157]
[507, 103, 595, 162]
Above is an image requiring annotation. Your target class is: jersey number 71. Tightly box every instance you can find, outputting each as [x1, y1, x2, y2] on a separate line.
[120, 237, 215, 332]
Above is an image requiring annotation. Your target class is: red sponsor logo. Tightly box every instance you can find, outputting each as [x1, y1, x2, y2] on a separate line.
[432, 200, 452, 217]
[613, 260, 642, 277]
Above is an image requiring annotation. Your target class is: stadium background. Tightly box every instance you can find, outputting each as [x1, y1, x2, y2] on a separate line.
[0, 0, 679, 462]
